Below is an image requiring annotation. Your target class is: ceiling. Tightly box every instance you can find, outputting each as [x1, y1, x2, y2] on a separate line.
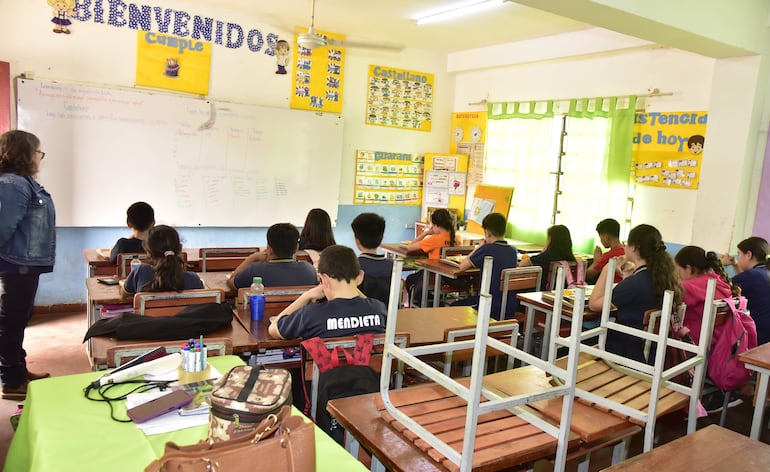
[205, 0, 593, 53]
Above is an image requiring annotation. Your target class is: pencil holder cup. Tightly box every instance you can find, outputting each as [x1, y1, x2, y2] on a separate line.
[177, 364, 211, 385]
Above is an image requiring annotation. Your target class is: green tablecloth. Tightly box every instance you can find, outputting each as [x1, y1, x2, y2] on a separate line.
[4, 356, 367, 472]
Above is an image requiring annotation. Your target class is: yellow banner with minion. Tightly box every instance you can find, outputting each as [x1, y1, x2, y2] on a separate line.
[136, 31, 212, 95]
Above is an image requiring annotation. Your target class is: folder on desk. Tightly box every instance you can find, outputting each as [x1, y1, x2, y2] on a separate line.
[541, 287, 593, 308]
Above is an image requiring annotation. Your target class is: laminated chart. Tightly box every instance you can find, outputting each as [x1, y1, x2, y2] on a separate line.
[354, 150, 423, 205]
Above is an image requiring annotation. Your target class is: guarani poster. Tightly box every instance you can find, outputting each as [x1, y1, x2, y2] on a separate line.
[354, 150, 423, 205]
[632, 111, 707, 189]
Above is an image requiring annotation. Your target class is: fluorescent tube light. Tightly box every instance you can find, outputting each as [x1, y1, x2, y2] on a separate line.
[414, 0, 509, 25]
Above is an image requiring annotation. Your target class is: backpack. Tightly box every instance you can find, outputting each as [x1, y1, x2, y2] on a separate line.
[300, 334, 380, 444]
[707, 297, 758, 391]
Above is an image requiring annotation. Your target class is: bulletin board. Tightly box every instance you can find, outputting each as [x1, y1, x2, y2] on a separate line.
[421, 153, 468, 221]
[467, 184, 514, 233]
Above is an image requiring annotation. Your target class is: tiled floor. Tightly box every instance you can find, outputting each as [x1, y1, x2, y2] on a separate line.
[1, 311, 767, 471]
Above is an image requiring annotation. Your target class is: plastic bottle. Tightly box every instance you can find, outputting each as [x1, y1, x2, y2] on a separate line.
[130, 255, 141, 275]
[248, 276, 265, 321]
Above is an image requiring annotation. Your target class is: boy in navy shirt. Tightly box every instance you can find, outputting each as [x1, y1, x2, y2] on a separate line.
[351, 212, 393, 305]
[455, 213, 518, 319]
[109, 201, 154, 263]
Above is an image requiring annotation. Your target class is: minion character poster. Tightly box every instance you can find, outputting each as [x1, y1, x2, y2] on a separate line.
[632, 111, 708, 189]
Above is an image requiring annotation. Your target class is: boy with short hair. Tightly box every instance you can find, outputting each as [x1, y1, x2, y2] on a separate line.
[109, 201, 155, 263]
[586, 218, 624, 284]
[230, 223, 317, 289]
[455, 213, 518, 319]
[351, 212, 393, 304]
[268, 245, 387, 340]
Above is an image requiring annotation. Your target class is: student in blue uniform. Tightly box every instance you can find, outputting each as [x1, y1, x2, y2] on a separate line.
[351, 212, 393, 305]
[589, 224, 682, 364]
[122, 225, 203, 294]
[230, 223, 317, 289]
[109, 201, 154, 264]
[721, 236, 770, 345]
[454, 213, 518, 319]
[269, 245, 387, 340]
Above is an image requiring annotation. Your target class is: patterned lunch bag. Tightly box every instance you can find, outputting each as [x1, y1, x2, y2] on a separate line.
[209, 365, 292, 441]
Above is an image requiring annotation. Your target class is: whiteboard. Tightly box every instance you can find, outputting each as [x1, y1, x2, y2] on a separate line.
[16, 79, 343, 227]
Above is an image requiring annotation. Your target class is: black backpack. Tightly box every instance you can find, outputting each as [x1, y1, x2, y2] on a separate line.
[301, 334, 380, 444]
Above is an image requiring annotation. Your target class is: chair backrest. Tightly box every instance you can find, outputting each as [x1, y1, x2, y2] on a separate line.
[107, 338, 232, 368]
[117, 252, 150, 278]
[199, 247, 258, 272]
[295, 251, 313, 264]
[305, 333, 410, 419]
[119, 252, 189, 278]
[440, 245, 476, 258]
[133, 288, 225, 317]
[499, 266, 543, 320]
[547, 260, 586, 290]
[237, 285, 315, 317]
[443, 320, 519, 375]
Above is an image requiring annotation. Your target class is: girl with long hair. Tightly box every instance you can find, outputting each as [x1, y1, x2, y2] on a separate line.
[298, 208, 336, 267]
[721, 236, 770, 344]
[519, 224, 576, 290]
[590, 224, 682, 363]
[405, 209, 461, 304]
[674, 246, 735, 346]
[122, 225, 203, 294]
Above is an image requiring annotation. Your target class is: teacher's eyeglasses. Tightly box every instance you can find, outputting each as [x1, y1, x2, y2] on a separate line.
[36, 150, 46, 160]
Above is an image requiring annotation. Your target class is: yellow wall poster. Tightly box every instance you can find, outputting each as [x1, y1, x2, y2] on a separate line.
[451, 111, 487, 185]
[366, 65, 433, 132]
[354, 150, 423, 205]
[289, 30, 345, 113]
[421, 153, 468, 220]
[632, 111, 708, 189]
[136, 31, 211, 95]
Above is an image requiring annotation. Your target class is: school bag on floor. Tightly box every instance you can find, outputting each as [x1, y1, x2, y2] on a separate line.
[707, 296, 758, 392]
[301, 334, 380, 445]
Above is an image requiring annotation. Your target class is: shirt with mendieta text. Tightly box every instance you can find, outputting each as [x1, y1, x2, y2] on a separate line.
[277, 296, 386, 339]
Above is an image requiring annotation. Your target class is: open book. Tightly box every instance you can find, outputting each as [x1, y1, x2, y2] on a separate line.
[439, 255, 464, 268]
[541, 286, 594, 309]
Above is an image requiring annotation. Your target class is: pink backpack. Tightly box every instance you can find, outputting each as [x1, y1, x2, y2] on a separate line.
[707, 297, 758, 391]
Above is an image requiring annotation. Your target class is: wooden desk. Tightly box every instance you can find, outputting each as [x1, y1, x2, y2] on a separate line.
[84, 247, 202, 277]
[5, 356, 368, 472]
[415, 258, 479, 308]
[601, 424, 770, 471]
[516, 290, 602, 359]
[739, 342, 770, 440]
[380, 242, 426, 259]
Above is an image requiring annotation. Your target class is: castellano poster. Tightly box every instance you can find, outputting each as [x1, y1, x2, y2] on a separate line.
[366, 65, 433, 132]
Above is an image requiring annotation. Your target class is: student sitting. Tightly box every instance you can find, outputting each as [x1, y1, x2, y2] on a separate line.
[453, 213, 518, 320]
[298, 208, 336, 268]
[230, 223, 317, 290]
[586, 218, 625, 284]
[589, 224, 683, 364]
[268, 245, 387, 340]
[122, 225, 203, 295]
[519, 224, 575, 291]
[721, 237, 770, 345]
[404, 209, 462, 302]
[351, 212, 393, 305]
[109, 201, 154, 264]
[675, 246, 735, 346]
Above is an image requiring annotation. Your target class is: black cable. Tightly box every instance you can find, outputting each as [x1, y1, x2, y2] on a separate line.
[83, 380, 173, 422]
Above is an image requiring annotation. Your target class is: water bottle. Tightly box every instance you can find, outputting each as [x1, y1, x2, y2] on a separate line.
[248, 276, 265, 321]
[130, 255, 141, 275]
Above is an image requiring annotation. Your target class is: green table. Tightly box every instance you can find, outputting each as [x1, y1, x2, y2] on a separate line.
[4, 356, 367, 472]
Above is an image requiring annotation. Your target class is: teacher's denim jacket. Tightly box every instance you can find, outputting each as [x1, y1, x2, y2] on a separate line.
[0, 173, 56, 266]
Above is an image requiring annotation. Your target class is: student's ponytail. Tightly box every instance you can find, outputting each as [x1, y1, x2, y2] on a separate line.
[141, 225, 185, 292]
[628, 224, 683, 306]
[737, 236, 770, 270]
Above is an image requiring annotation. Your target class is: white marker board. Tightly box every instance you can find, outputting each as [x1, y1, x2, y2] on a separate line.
[16, 78, 343, 227]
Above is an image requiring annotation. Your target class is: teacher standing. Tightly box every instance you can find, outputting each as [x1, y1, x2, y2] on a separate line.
[0, 130, 56, 400]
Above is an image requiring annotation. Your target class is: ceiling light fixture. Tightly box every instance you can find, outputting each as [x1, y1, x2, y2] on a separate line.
[414, 0, 511, 25]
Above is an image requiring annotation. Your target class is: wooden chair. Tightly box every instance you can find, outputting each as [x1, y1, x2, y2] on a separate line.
[549, 259, 717, 452]
[133, 288, 225, 317]
[547, 259, 587, 291]
[295, 251, 313, 264]
[442, 319, 519, 376]
[199, 247, 258, 272]
[117, 252, 150, 278]
[237, 285, 314, 317]
[305, 333, 410, 421]
[107, 338, 232, 368]
[440, 245, 476, 258]
[409, 245, 476, 307]
[499, 265, 543, 320]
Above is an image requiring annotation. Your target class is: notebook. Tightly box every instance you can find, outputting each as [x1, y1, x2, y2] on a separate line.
[439, 255, 464, 267]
